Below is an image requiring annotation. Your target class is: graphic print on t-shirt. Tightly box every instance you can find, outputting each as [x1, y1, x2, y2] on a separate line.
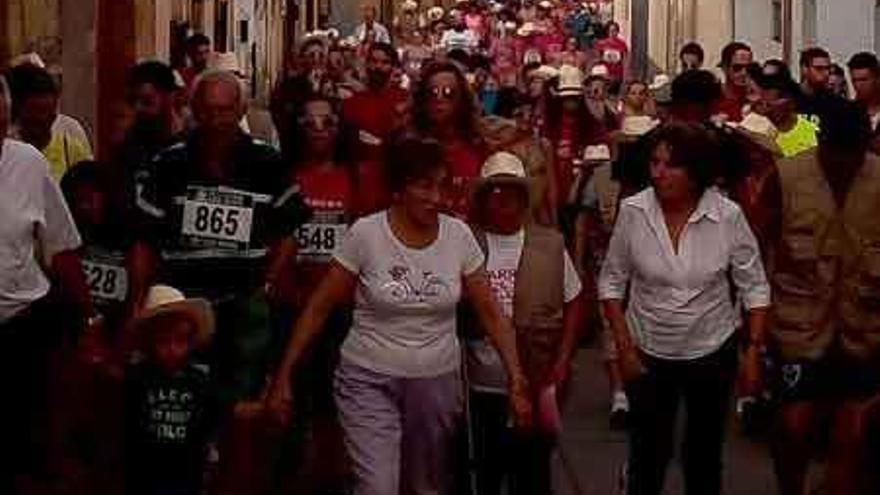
[382, 265, 452, 304]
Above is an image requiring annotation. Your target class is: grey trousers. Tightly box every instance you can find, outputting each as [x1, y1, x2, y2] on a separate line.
[334, 358, 463, 495]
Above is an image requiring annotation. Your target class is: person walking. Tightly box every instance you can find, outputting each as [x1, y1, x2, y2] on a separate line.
[599, 122, 771, 495]
[267, 136, 532, 495]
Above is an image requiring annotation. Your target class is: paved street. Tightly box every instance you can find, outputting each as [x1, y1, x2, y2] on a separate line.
[552, 347, 779, 495]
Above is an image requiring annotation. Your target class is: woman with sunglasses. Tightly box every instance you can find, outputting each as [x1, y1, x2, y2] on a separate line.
[267, 136, 532, 495]
[413, 61, 488, 220]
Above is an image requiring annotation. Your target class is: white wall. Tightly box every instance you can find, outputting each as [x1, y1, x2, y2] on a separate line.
[815, 0, 874, 65]
[734, 0, 783, 63]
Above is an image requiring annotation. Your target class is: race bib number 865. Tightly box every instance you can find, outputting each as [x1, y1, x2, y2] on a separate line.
[182, 201, 254, 243]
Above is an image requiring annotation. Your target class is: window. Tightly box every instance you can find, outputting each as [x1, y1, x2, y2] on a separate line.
[772, 0, 782, 42]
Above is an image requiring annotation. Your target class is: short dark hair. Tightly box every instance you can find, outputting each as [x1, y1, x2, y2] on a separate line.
[818, 98, 871, 150]
[60, 160, 108, 205]
[756, 72, 802, 100]
[385, 135, 446, 193]
[369, 42, 400, 66]
[5, 64, 58, 118]
[645, 122, 719, 193]
[128, 61, 178, 93]
[186, 33, 211, 50]
[848, 51, 880, 76]
[800, 47, 830, 68]
[720, 42, 751, 68]
[762, 59, 792, 79]
[679, 42, 705, 63]
[671, 69, 722, 107]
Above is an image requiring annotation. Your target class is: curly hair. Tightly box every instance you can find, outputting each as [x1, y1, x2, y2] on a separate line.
[412, 61, 482, 143]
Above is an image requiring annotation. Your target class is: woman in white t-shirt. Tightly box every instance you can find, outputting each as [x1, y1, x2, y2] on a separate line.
[268, 136, 532, 495]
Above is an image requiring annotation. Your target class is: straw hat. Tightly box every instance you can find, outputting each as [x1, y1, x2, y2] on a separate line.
[588, 64, 610, 80]
[517, 22, 538, 37]
[555, 65, 584, 97]
[209, 52, 244, 77]
[582, 144, 612, 163]
[402, 0, 418, 12]
[530, 64, 559, 81]
[427, 6, 445, 22]
[134, 286, 215, 349]
[621, 116, 661, 137]
[474, 152, 531, 196]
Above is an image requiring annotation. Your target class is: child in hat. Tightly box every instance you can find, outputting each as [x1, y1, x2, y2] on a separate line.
[124, 286, 218, 495]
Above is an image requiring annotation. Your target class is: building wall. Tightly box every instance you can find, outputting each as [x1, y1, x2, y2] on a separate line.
[814, 0, 874, 65]
[733, 0, 783, 63]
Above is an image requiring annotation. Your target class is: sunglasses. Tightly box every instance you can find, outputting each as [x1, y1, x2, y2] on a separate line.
[730, 63, 749, 73]
[429, 86, 459, 100]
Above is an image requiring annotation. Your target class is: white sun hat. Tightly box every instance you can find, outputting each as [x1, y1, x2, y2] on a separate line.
[555, 65, 585, 97]
[621, 116, 661, 137]
[427, 6, 445, 22]
[588, 64, 610, 79]
[530, 64, 559, 81]
[402, 0, 418, 11]
[209, 52, 244, 77]
[134, 285, 215, 349]
[475, 151, 532, 196]
[539, 0, 554, 9]
[582, 144, 612, 162]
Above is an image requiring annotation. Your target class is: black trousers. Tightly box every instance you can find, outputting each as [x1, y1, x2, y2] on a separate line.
[625, 338, 738, 495]
[0, 297, 68, 493]
[470, 391, 555, 495]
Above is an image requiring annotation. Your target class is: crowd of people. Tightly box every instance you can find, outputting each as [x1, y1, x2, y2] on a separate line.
[3, 0, 880, 494]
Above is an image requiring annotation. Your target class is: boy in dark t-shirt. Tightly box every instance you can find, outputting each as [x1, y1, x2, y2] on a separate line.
[125, 285, 217, 495]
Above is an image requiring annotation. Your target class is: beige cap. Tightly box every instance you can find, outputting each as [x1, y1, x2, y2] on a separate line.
[621, 116, 661, 137]
[582, 144, 612, 162]
[475, 151, 531, 196]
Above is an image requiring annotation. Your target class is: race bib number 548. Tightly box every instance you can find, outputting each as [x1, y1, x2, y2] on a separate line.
[296, 223, 347, 258]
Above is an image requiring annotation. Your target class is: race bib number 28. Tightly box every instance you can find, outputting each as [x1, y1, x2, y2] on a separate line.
[83, 260, 128, 302]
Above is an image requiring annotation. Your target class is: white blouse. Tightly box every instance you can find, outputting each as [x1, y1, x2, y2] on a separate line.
[598, 187, 770, 360]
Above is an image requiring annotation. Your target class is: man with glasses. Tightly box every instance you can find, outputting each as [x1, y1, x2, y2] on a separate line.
[798, 47, 836, 126]
[716, 42, 753, 123]
[756, 72, 818, 158]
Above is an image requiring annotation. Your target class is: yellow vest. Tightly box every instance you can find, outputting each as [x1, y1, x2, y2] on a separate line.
[770, 150, 880, 361]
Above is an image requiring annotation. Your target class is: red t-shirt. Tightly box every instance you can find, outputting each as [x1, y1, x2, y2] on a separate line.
[594, 37, 628, 82]
[442, 140, 485, 221]
[342, 87, 407, 216]
[289, 165, 356, 303]
[714, 85, 746, 123]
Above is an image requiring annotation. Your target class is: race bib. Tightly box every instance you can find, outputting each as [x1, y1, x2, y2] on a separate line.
[296, 223, 347, 259]
[603, 49, 622, 64]
[83, 259, 128, 303]
[180, 186, 260, 250]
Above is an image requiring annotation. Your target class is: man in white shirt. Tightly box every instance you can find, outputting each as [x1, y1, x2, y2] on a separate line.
[0, 75, 97, 489]
[353, 4, 391, 45]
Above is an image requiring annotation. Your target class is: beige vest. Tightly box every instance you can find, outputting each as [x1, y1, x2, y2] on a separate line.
[771, 150, 880, 361]
[470, 224, 566, 386]
[591, 164, 622, 232]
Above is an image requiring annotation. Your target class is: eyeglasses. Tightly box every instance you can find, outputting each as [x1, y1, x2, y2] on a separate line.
[429, 86, 458, 100]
